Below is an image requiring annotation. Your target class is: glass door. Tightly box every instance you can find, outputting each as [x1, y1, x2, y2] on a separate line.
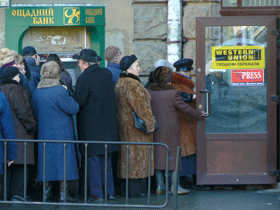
[196, 16, 277, 185]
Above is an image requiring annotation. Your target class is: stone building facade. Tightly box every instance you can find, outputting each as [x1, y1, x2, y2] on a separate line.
[0, 0, 220, 76]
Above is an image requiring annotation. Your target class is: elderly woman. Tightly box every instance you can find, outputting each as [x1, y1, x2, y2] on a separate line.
[31, 61, 79, 202]
[115, 55, 156, 197]
[147, 60, 206, 195]
[0, 66, 36, 202]
[0, 49, 32, 100]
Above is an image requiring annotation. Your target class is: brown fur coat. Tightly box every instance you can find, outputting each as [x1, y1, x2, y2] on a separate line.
[115, 73, 155, 179]
[172, 72, 197, 157]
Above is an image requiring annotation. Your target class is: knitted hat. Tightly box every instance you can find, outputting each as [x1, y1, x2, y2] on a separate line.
[22, 46, 37, 56]
[152, 66, 173, 84]
[0, 66, 20, 83]
[40, 61, 61, 79]
[104, 46, 122, 63]
[154, 59, 173, 70]
[120, 55, 137, 71]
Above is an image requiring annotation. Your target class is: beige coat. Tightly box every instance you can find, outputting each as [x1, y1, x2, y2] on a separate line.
[115, 73, 155, 179]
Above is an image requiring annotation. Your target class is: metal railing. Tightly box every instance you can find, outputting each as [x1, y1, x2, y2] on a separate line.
[0, 139, 181, 209]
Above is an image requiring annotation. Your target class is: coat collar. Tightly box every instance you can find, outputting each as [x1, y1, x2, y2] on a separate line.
[1, 79, 20, 86]
[172, 72, 195, 89]
[107, 62, 121, 69]
[119, 71, 141, 83]
[149, 83, 175, 91]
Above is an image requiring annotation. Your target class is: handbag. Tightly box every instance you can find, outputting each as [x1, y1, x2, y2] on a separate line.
[133, 112, 159, 133]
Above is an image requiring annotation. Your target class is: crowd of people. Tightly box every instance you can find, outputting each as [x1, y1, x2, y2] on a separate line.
[0, 45, 206, 202]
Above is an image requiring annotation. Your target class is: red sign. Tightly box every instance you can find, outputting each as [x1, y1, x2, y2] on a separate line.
[231, 69, 264, 86]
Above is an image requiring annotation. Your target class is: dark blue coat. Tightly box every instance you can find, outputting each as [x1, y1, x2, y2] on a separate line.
[106, 62, 122, 85]
[73, 64, 119, 156]
[31, 85, 79, 181]
[24, 57, 41, 93]
[0, 91, 17, 175]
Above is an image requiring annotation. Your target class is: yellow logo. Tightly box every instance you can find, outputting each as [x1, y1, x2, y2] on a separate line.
[63, 7, 80, 25]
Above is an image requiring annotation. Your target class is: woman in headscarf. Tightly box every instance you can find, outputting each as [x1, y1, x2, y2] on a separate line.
[31, 61, 79, 202]
[115, 55, 156, 197]
[147, 60, 206, 195]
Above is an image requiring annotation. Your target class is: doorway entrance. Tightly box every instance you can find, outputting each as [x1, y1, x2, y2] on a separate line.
[196, 16, 277, 185]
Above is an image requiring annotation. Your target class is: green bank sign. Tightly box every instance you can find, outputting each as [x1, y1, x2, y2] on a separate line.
[5, 6, 106, 55]
[6, 6, 105, 26]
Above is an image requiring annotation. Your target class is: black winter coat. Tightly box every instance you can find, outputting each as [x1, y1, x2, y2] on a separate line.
[73, 64, 119, 156]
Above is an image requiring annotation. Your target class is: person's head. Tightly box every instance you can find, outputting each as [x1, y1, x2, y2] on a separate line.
[0, 66, 20, 84]
[37, 61, 62, 89]
[173, 58, 193, 78]
[0, 48, 10, 61]
[40, 61, 61, 79]
[46, 54, 66, 71]
[0, 50, 17, 68]
[120, 55, 141, 77]
[22, 46, 37, 57]
[152, 65, 173, 84]
[14, 55, 26, 76]
[104, 46, 124, 64]
[76, 49, 98, 72]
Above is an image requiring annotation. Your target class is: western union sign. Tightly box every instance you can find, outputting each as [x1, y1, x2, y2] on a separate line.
[212, 46, 265, 69]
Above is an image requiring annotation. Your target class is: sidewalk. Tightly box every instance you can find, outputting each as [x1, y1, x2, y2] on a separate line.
[1, 186, 280, 210]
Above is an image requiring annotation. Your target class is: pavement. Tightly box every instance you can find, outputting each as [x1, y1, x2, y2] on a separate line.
[1, 184, 280, 210]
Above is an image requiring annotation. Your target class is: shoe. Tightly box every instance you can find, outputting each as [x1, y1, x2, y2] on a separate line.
[156, 189, 165, 195]
[59, 192, 78, 203]
[11, 195, 32, 202]
[177, 188, 190, 195]
[88, 196, 105, 202]
[108, 195, 115, 200]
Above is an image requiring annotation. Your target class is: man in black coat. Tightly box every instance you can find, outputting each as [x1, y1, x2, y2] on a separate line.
[73, 49, 118, 201]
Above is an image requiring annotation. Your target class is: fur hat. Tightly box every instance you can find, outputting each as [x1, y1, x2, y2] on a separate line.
[22, 46, 37, 56]
[104, 46, 122, 63]
[152, 66, 173, 84]
[38, 61, 61, 89]
[154, 59, 173, 71]
[120, 55, 137, 71]
[0, 66, 20, 84]
[0, 50, 17, 67]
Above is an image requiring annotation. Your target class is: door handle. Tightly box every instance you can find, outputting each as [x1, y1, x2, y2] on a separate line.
[200, 89, 211, 117]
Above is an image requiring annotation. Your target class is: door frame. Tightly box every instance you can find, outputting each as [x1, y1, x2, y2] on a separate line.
[196, 16, 277, 185]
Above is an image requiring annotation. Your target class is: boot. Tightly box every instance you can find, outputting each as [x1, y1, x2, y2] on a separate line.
[155, 170, 165, 195]
[43, 181, 52, 201]
[59, 181, 77, 203]
[170, 171, 190, 195]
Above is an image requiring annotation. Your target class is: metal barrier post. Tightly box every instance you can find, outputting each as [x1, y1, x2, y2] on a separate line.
[174, 147, 181, 210]
[104, 144, 108, 203]
[147, 145, 152, 204]
[63, 143, 67, 202]
[24, 142, 27, 201]
[125, 145, 130, 204]
[84, 143, 88, 203]
[3, 142, 7, 201]
[43, 143, 46, 202]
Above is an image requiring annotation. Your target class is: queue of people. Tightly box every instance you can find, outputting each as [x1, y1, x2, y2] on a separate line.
[0, 45, 206, 202]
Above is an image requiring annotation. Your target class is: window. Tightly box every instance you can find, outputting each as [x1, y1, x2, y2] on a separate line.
[221, 0, 280, 16]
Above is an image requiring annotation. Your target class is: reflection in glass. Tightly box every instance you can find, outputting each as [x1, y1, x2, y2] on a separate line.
[243, 0, 280, 6]
[223, 0, 237, 6]
[205, 26, 267, 134]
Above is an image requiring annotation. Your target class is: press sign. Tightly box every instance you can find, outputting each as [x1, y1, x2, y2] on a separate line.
[212, 46, 265, 69]
[231, 69, 264, 86]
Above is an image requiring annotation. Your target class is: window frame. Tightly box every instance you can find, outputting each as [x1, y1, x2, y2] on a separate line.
[221, 0, 280, 16]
